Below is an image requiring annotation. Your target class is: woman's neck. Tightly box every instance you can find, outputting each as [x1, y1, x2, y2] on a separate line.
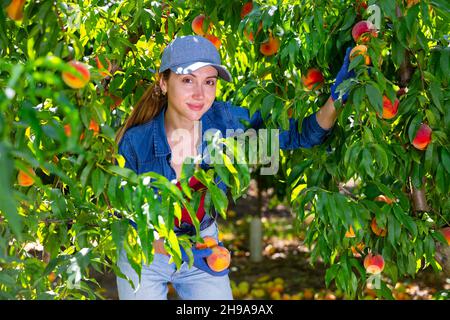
[164, 106, 196, 133]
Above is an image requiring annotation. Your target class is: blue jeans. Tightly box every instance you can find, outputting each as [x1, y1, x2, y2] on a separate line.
[116, 222, 233, 300]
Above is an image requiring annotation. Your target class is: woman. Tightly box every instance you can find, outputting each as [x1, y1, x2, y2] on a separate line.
[115, 35, 353, 299]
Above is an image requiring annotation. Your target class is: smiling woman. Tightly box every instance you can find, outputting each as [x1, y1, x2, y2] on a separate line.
[114, 35, 351, 300]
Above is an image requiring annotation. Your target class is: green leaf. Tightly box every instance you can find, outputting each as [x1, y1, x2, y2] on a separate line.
[365, 83, 383, 116]
[429, 80, 443, 113]
[441, 148, 450, 174]
[0, 144, 22, 239]
[91, 168, 106, 198]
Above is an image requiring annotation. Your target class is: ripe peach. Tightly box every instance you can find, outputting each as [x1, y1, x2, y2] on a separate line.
[371, 218, 387, 237]
[440, 227, 450, 245]
[364, 253, 385, 274]
[48, 272, 57, 283]
[381, 95, 399, 119]
[350, 45, 371, 65]
[206, 245, 231, 272]
[412, 123, 432, 150]
[243, 21, 262, 42]
[64, 124, 72, 137]
[191, 14, 212, 36]
[352, 20, 377, 43]
[88, 119, 100, 136]
[345, 226, 356, 238]
[260, 35, 280, 56]
[240, 2, 253, 19]
[204, 34, 221, 50]
[301, 68, 324, 91]
[96, 56, 112, 78]
[374, 194, 395, 204]
[18, 167, 35, 187]
[351, 242, 365, 258]
[6, 0, 26, 21]
[195, 236, 218, 249]
[406, 0, 420, 8]
[62, 61, 90, 89]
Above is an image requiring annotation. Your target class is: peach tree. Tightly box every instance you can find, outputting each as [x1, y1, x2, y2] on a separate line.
[0, 0, 449, 299]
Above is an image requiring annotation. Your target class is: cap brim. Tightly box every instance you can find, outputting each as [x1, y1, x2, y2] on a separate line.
[170, 61, 232, 82]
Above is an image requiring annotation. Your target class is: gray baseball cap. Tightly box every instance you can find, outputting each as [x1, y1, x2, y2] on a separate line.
[159, 35, 232, 82]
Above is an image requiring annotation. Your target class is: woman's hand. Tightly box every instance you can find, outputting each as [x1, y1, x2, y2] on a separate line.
[330, 47, 355, 103]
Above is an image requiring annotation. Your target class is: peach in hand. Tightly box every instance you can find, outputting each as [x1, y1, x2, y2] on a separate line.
[62, 61, 90, 89]
[301, 68, 324, 91]
[206, 245, 231, 272]
[412, 123, 432, 150]
[350, 45, 371, 65]
[195, 236, 218, 249]
[364, 253, 385, 274]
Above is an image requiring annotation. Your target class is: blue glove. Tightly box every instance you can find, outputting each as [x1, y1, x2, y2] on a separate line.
[180, 243, 230, 277]
[330, 47, 355, 103]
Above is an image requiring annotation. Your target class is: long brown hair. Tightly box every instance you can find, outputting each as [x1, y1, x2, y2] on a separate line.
[115, 70, 171, 145]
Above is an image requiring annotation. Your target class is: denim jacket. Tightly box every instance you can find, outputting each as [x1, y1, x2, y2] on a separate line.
[118, 100, 331, 235]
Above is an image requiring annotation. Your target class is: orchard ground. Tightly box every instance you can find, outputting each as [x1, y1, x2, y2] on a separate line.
[92, 180, 450, 300]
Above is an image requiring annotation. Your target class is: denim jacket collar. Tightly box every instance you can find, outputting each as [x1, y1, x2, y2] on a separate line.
[152, 105, 171, 157]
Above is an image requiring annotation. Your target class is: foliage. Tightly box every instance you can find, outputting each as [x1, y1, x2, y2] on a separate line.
[0, 0, 449, 299]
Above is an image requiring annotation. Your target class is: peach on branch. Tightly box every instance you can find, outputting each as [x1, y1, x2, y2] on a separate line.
[350, 45, 371, 65]
[243, 21, 262, 42]
[206, 245, 231, 272]
[351, 242, 365, 258]
[17, 167, 35, 187]
[88, 119, 100, 136]
[371, 218, 387, 237]
[364, 253, 385, 274]
[440, 227, 450, 245]
[345, 226, 356, 238]
[412, 123, 432, 150]
[381, 95, 399, 119]
[191, 14, 212, 36]
[259, 35, 280, 56]
[95, 56, 112, 78]
[204, 34, 221, 50]
[374, 194, 395, 204]
[62, 61, 90, 89]
[301, 68, 324, 91]
[6, 0, 26, 21]
[240, 1, 253, 19]
[352, 20, 377, 43]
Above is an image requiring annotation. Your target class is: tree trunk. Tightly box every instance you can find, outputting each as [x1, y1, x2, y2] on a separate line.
[249, 177, 263, 263]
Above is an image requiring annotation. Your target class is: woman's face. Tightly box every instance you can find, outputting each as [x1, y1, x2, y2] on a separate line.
[160, 65, 218, 122]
